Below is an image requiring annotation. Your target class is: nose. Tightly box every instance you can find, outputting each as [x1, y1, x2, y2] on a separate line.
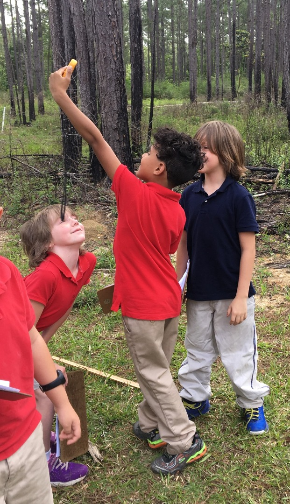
[69, 216, 78, 225]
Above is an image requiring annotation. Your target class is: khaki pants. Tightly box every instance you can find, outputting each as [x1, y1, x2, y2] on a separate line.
[0, 422, 53, 504]
[123, 316, 196, 454]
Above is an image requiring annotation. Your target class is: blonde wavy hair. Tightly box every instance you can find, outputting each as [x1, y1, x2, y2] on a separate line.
[20, 204, 85, 268]
[194, 120, 246, 181]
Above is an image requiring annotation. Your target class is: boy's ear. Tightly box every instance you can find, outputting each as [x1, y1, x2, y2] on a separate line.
[153, 162, 166, 176]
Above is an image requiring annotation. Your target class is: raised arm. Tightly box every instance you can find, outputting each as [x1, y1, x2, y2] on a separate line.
[49, 66, 120, 181]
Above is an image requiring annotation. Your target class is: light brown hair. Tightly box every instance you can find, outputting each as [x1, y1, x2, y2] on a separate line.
[20, 204, 85, 268]
[194, 120, 246, 181]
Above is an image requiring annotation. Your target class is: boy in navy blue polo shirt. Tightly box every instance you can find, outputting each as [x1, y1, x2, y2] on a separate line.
[176, 121, 270, 434]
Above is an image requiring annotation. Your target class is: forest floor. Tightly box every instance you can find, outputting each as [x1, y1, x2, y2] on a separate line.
[0, 186, 289, 504]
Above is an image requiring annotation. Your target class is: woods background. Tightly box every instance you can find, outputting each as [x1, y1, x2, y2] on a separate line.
[0, 0, 290, 183]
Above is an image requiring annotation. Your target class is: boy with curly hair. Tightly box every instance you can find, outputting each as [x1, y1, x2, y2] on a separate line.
[49, 64, 206, 476]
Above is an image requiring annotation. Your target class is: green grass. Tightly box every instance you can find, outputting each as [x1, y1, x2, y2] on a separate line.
[0, 90, 289, 503]
[1, 205, 289, 504]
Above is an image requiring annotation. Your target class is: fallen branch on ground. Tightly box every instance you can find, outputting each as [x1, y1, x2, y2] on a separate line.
[52, 356, 140, 389]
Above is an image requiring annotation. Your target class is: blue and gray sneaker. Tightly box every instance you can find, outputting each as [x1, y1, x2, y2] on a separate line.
[182, 398, 210, 419]
[132, 421, 167, 449]
[244, 406, 269, 434]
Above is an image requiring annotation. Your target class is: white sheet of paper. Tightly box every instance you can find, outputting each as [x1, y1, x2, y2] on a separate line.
[178, 260, 190, 292]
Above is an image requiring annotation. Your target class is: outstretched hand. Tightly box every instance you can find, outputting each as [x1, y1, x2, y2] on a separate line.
[49, 66, 72, 97]
[56, 403, 81, 445]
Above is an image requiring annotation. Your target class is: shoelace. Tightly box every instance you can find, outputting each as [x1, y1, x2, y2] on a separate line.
[149, 429, 160, 441]
[245, 408, 259, 421]
[50, 455, 69, 471]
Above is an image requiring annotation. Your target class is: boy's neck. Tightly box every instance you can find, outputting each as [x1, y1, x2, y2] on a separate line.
[203, 171, 226, 195]
[50, 245, 80, 276]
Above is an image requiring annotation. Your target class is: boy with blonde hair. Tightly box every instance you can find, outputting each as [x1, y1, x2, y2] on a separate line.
[176, 121, 270, 434]
[20, 204, 96, 486]
[0, 203, 81, 503]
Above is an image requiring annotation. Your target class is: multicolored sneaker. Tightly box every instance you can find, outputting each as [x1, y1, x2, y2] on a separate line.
[182, 398, 210, 419]
[243, 406, 269, 435]
[151, 433, 207, 475]
[132, 421, 167, 449]
[50, 431, 57, 454]
[48, 453, 88, 487]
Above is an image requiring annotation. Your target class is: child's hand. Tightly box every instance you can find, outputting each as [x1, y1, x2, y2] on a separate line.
[54, 363, 68, 385]
[227, 297, 247, 325]
[49, 66, 72, 98]
[56, 403, 81, 445]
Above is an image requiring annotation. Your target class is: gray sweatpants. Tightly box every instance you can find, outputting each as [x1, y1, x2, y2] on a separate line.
[179, 297, 270, 408]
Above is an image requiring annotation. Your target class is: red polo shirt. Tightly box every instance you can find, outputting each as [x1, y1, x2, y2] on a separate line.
[0, 256, 40, 460]
[24, 251, 96, 331]
[111, 164, 184, 319]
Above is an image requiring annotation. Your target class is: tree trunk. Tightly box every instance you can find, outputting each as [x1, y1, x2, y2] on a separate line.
[263, 0, 272, 104]
[247, 0, 254, 93]
[147, 0, 157, 148]
[23, 0, 35, 121]
[188, 0, 198, 103]
[231, 0, 237, 100]
[129, 0, 143, 157]
[30, 0, 44, 114]
[9, 0, 21, 122]
[205, 0, 212, 101]
[171, 0, 175, 83]
[281, 0, 290, 127]
[95, 0, 133, 178]
[254, 0, 262, 102]
[15, 2, 27, 125]
[0, 0, 16, 116]
[215, 0, 220, 100]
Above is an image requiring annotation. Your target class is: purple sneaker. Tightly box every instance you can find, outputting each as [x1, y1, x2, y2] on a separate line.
[48, 453, 88, 487]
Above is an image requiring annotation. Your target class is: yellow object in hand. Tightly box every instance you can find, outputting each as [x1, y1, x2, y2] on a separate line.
[62, 59, 77, 77]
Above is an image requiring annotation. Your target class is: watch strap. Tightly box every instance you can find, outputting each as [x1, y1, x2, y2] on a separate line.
[39, 369, 66, 393]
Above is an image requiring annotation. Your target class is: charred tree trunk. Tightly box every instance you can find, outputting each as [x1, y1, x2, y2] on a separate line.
[129, 0, 143, 157]
[95, 0, 133, 180]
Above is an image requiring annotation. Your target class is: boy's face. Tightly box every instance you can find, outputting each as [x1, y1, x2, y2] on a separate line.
[50, 211, 85, 249]
[135, 146, 161, 182]
[198, 141, 222, 174]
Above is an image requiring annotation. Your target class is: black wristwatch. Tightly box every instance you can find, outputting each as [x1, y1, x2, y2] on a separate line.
[39, 370, 66, 393]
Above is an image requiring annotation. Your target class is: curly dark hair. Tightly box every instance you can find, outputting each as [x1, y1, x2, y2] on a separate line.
[153, 127, 203, 187]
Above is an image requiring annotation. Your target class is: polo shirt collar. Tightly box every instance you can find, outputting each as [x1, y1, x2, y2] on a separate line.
[46, 252, 87, 281]
[146, 182, 181, 201]
[193, 175, 235, 194]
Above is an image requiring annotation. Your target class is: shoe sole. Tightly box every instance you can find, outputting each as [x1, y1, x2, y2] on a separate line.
[50, 475, 87, 487]
[148, 440, 167, 450]
[248, 425, 269, 435]
[188, 409, 210, 419]
[151, 442, 207, 475]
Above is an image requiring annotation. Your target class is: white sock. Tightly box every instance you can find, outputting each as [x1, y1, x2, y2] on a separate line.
[45, 448, 51, 462]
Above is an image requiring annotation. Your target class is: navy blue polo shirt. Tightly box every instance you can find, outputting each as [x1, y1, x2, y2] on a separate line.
[181, 176, 259, 301]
